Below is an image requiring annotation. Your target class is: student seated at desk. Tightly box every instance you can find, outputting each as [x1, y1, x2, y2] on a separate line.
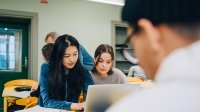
[38, 34, 94, 111]
[31, 43, 54, 98]
[127, 65, 148, 80]
[90, 44, 128, 84]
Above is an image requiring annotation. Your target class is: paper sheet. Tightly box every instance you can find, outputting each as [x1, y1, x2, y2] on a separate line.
[10, 91, 31, 98]
[15, 105, 67, 112]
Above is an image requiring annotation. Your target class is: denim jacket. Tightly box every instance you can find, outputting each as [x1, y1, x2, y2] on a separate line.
[38, 62, 94, 110]
[79, 44, 94, 71]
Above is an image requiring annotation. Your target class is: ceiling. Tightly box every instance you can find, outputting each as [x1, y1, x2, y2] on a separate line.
[88, 0, 125, 6]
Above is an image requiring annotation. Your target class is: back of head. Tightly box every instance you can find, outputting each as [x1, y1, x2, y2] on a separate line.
[122, 0, 200, 80]
[45, 32, 59, 43]
[122, 0, 200, 26]
[41, 43, 54, 61]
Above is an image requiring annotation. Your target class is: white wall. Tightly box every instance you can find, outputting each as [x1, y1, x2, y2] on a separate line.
[0, 0, 122, 79]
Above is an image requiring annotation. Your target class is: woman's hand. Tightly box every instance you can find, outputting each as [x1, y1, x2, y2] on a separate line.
[71, 102, 84, 111]
[31, 83, 38, 92]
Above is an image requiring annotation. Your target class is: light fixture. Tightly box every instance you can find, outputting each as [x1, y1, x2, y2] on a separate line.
[88, 0, 124, 6]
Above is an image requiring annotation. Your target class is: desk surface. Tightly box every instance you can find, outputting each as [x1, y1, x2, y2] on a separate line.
[2, 86, 19, 97]
[2, 86, 75, 112]
[2, 86, 31, 98]
[141, 80, 154, 88]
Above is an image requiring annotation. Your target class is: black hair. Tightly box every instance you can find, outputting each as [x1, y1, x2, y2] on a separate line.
[41, 43, 54, 61]
[48, 34, 84, 101]
[91, 44, 114, 75]
[122, 0, 200, 26]
[122, 0, 200, 39]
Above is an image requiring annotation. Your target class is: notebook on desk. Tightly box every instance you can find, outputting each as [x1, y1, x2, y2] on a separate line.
[84, 84, 140, 112]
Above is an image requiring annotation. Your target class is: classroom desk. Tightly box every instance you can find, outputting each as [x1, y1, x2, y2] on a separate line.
[2, 86, 20, 112]
[2, 82, 153, 112]
[129, 78, 154, 88]
[2, 86, 75, 112]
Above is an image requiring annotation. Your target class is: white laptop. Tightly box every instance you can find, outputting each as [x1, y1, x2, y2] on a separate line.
[84, 84, 140, 112]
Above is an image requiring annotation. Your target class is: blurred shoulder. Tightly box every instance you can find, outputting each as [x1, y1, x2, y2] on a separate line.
[112, 68, 125, 75]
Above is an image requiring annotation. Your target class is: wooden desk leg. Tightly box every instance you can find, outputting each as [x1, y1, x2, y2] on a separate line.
[4, 97, 7, 112]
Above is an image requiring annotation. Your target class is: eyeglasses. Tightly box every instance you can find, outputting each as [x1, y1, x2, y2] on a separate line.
[119, 24, 140, 65]
[125, 24, 140, 44]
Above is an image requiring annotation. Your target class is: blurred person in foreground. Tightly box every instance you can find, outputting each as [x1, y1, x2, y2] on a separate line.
[107, 0, 200, 112]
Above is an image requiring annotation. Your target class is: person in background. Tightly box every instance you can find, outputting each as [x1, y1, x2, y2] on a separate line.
[38, 34, 94, 111]
[41, 43, 54, 61]
[30, 43, 54, 97]
[45, 31, 93, 71]
[127, 65, 148, 80]
[90, 44, 128, 84]
[7, 44, 54, 112]
[45, 32, 58, 44]
[107, 0, 200, 112]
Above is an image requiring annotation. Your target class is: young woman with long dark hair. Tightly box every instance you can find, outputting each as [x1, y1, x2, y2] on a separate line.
[38, 34, 94, 111]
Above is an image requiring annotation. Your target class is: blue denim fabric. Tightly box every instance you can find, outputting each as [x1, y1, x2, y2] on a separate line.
[38, 62, 94, 110]
[79, 44, 94, 71]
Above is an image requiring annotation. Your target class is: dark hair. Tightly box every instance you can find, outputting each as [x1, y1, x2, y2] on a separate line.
[45, 32, 59, 42]
[91, 44, 114, 75]
[48, 34, 84, 101]
[41, 43, 54, 61]
[122, 0, 200, 27]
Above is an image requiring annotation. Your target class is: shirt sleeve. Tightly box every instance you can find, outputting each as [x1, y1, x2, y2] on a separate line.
[120, 75, 129, 84]
[115, 68, 129, 84]
[39, 62, 72, 110]
[79, 44, 94, 71]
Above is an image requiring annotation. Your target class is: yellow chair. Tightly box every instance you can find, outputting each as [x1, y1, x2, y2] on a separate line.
[127, 77, 143, 84]
[3, 79, 38, 112]
[4, 79, 38, 87]
[78, 92, 84, 103]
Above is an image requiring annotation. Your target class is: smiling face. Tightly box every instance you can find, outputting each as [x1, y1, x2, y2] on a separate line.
[62, 45, 79, 69]
[95, 52, 113, 76]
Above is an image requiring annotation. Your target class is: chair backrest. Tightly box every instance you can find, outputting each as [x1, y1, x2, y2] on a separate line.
[4, 79, 38, 87]
[127, 77, 143, 84]
[78, 92, 84, 103]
